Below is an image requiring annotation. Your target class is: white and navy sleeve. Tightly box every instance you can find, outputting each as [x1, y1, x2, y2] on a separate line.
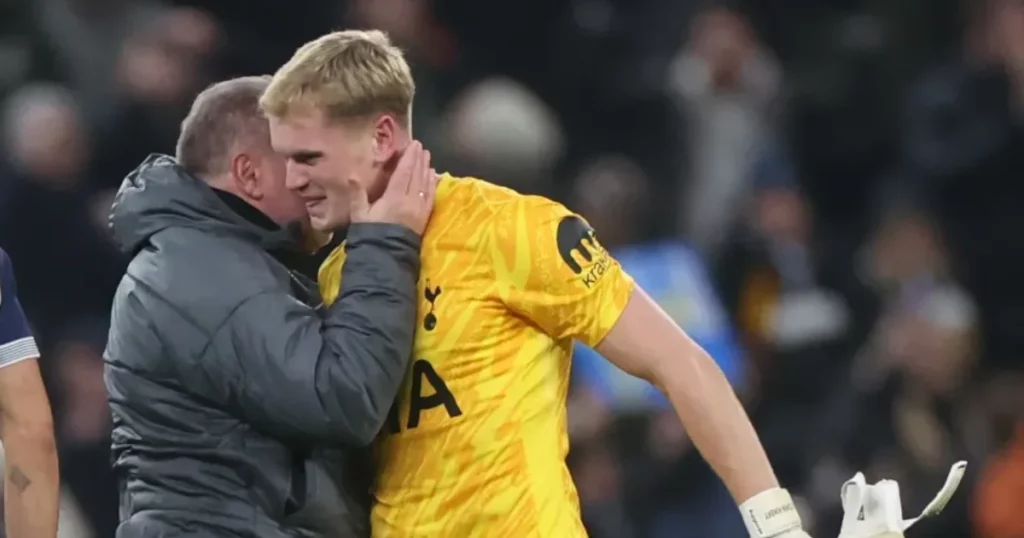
[0, 249, 39, 367]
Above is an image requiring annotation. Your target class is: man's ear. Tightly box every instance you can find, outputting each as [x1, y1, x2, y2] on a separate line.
[371, 115, 401, 167]
[231, 153, 261, 200]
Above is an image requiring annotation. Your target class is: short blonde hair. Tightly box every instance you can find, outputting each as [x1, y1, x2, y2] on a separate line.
[260, 30, 415, 127]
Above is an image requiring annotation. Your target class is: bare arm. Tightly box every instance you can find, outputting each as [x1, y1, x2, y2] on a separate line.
[489, 200, 804, 536]
[0, 249, 58, 538]
[596, 289, 804, 537]
[0, 359, 59, 538]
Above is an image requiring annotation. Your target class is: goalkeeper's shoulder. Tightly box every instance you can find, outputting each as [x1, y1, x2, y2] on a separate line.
[439, 173, 564, 218]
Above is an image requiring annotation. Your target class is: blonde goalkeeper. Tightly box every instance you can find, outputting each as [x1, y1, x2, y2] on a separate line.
[263, 29, 809, 538]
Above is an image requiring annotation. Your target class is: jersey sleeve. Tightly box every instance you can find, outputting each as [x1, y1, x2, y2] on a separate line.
[492, 196, 635, 347]
[0, 249, 39, 367]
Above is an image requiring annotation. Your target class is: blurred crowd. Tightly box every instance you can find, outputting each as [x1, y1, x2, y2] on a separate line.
[1, 0, 1024, 537]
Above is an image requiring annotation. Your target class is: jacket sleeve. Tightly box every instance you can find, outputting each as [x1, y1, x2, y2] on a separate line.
[218, 223, 419, 445]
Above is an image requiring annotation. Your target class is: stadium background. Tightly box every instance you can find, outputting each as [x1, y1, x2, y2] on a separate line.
[1, 0, 1024, 536]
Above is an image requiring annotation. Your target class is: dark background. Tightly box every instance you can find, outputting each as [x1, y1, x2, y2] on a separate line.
[1, 0, 1023, 536]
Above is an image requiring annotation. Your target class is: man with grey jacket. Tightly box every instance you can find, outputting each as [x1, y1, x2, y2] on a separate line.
[104, 76, 436, 537]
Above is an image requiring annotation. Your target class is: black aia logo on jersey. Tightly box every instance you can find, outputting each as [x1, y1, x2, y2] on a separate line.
[556, 215, 611, 288]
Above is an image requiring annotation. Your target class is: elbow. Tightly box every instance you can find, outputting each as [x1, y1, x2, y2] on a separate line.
[329, 389, 392, 447]
[316, 339, 410, 445]
[23, 419, 56, 453]
[328, 354, 409, 446]
[651, 345, 727, 396]
[311, 364, 399, 446]
[288, 402, 382, 446]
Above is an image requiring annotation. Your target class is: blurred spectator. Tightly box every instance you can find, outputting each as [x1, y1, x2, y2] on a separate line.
[0, 83, 124, 336]
[568, 156, 747, 538]
[89, 8, 219, 190]
[2, 84, 88, 185]
[348, 0, 459, 162]
[904, 0, 1017, 180]
[903, 0, 1024, 372]
[716, 146, 868, 394]
[33, 0, 170, 125]
[0, 0, 62, 96]
[347, 0, 452, 65]
[714, 146, 874, 496]
[442, 76, 564, 193]
[806, 206, 983, 538]
[668, 7, 783, 259]
[167, 0, 340, 76]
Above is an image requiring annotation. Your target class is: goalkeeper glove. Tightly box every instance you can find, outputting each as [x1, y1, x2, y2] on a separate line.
[837, 461, 967, 538]
[740, 487, 813, 538]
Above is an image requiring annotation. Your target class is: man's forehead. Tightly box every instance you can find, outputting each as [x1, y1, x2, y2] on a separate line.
[269, 115, 328, 150]
[271, 105, 331, 127]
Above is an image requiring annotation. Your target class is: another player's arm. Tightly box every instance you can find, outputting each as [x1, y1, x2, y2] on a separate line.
[497, 199, 807, 538]
[0, 250, 58, 538]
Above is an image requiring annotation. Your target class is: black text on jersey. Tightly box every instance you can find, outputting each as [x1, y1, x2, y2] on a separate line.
[386, 359, 463, 433]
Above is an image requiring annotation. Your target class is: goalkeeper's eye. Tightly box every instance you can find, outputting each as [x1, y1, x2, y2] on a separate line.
[290, 151, 323, 166]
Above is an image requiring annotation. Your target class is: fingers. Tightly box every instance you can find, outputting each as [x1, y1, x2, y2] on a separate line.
[384, 141, 424, 197]
[412, 157, 439, 233]
[418, 153, 438, 210]
[411, 149, 432, 199]
[347, 178, 370, 221]
[360, 141, 436, 233]
[408, 144, 428, 196]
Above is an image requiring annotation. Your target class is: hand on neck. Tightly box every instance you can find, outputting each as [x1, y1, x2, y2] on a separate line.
[369, 135, 417, 203]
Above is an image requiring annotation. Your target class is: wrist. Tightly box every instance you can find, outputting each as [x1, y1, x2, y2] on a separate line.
[739, 487, 803, 538]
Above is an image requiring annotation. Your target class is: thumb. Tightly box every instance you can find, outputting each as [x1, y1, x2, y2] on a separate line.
[348, 179, 370, 221]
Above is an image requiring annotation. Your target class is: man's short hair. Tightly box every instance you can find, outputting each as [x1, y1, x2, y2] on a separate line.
[259, 30, 415, 127]
[175, 76, 271, 178]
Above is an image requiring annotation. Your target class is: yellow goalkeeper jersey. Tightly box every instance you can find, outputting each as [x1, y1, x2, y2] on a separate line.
[319, 174, 635, 538]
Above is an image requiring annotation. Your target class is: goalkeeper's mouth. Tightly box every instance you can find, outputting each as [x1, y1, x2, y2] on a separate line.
[303, 196, 327, 211]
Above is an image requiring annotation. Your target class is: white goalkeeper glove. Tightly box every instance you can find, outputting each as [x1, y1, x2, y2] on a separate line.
[837, 461, 967, 538]
[739, 487, 814, 538]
